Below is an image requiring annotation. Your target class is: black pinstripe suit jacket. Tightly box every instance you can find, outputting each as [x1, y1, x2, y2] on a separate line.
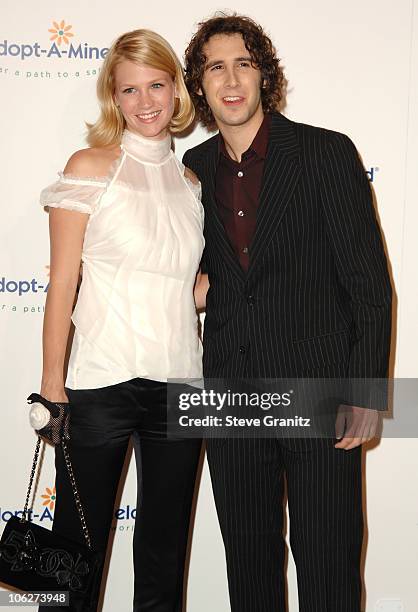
[183, 112, 392, 380]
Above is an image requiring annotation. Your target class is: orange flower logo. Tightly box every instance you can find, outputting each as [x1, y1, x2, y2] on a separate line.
[48, 20, 74, 46]
[41, 486, 57, 511]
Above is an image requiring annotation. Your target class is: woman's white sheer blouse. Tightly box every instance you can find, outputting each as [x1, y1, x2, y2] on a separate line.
[40, 130, 204, 389]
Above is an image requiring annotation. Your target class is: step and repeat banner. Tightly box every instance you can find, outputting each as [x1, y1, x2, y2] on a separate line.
[1, 1, 417, 610]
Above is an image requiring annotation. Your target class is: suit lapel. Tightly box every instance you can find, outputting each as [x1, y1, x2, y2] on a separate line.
[201, 136, 246, 282]
[248, 113, 301, 277]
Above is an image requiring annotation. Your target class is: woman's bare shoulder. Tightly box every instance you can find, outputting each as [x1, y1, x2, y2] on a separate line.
[64, 145, 121, 178]
[183, 166, 200, 185]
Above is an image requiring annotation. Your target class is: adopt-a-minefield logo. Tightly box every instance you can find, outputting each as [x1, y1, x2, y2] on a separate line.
[1, 20, 108, 61]
[0, 484, 137, 533]
[0, 19, 108, 79]
[0, 265, 50, 314]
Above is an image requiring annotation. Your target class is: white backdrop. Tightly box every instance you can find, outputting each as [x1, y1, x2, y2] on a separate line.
[1, 1, 417, 611]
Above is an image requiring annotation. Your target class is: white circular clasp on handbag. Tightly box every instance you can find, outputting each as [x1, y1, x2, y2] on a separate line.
[29, 402, 50, 429]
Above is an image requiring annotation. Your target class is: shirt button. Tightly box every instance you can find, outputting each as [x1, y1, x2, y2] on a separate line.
[237, 171, 244, 178]
[239, 346, 246, 354]
[242, 247, 249, 254]
[238, 210, 245, 217]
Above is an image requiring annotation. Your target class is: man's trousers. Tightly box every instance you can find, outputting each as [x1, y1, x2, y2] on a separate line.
[206, 437, 363, 612]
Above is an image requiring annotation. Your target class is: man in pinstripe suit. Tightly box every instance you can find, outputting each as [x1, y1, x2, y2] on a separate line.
[183, 13, 392, 612]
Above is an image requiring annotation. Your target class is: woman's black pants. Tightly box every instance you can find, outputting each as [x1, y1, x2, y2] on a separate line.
[39, 377, 202, 612]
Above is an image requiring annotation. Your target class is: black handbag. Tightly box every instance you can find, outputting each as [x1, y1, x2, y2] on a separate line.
[0, 435, 103, 610]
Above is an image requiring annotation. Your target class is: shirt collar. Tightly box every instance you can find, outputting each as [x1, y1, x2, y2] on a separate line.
[218, 112, 272, 162]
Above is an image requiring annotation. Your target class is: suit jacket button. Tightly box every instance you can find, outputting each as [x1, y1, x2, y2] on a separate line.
[239, 346, 246, 354]
[247, 295, 255, 306]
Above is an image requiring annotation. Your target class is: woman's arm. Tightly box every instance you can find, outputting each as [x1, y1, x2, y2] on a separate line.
[184, 166, 208, 311]
[40, 148, 113, 402]
[194, 269, 209, 312]
[40, 207, 88, 402]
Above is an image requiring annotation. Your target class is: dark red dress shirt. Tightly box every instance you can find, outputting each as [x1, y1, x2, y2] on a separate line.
[215, 113, 272, 270]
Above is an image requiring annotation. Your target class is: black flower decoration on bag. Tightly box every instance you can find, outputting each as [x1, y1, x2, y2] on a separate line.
[13, 530, 40, 571]
[56, 553, 89, 591]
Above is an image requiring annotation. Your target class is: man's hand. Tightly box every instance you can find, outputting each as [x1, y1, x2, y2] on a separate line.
[334, 405, 379, 450]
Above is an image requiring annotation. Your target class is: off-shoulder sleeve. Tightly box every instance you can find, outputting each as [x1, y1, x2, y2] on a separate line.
[186, 178, 204, 225]
[177, 161, 204, 225]
[40, 172, 108, 215]
[185, 176, 202, 201]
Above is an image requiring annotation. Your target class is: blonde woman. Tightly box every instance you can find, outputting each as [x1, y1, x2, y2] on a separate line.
[38, 29, 207, 611]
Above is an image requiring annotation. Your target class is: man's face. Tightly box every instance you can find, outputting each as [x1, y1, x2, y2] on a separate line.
[200, 33, 263, 129]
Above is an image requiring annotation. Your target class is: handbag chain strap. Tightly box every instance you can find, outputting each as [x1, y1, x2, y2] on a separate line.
[61, 439, 92, 549]
[21, 436, 92, 549]
[22, 436, 41, 525]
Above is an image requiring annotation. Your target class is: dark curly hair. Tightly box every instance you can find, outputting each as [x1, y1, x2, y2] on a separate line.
[184, 12, 285, 128]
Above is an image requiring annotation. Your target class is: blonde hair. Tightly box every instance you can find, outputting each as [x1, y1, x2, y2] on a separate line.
[87, 29, 194, 146]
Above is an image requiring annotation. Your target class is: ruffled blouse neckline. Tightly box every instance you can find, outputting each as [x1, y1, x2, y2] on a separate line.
[121, 129, 172, 165]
